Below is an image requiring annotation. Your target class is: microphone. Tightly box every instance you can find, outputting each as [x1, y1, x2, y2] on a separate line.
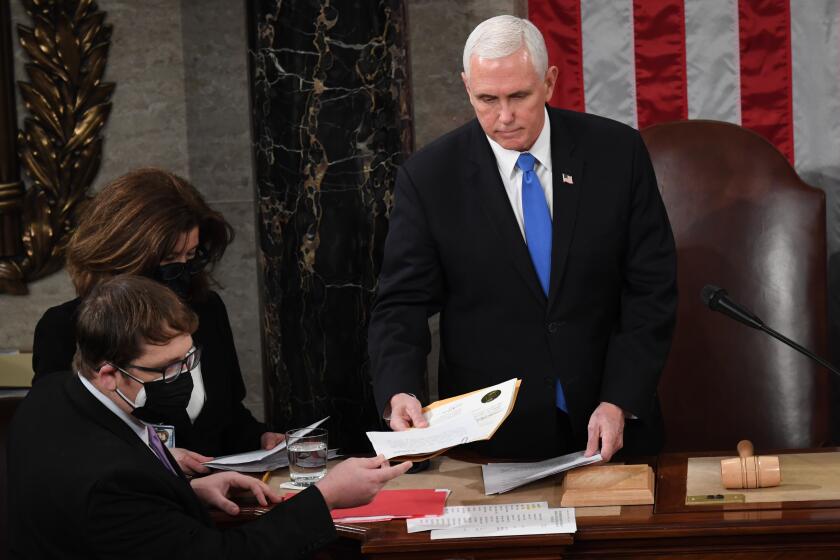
[701, 285, 764, 330]
[701, 284, 840, 378]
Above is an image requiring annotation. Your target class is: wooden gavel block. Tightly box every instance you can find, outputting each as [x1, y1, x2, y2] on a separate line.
[719, 440, 781, 489]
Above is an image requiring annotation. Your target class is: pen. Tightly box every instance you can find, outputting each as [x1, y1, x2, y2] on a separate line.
[261, 470, 271, 484]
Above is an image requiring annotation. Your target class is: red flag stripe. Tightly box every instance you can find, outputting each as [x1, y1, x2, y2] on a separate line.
[530, 0, 585, 111]
[633, 0, 689, 129]
[738, 0, 794, 163]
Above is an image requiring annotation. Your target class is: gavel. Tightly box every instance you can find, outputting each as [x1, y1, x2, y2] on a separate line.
[719, 440, 781, 489]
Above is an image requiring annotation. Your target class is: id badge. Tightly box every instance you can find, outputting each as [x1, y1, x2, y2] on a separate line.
[152, 424, 176, 449]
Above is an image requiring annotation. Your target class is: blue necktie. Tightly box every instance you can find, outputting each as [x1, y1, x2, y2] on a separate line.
[516, 152, 567, 413]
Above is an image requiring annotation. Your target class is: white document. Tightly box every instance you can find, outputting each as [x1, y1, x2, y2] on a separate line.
[405, 502, 577, 539]
[406, 502, 550, 533]
[482, 450, 602, 495]
[213, 449, 340, 473]
[203, 417, 328, 471]
[366, 378, 520, 460]
[431, 507, 576, 539]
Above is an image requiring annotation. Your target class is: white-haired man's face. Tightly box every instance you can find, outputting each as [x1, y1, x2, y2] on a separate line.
[462, 47, 558, 151]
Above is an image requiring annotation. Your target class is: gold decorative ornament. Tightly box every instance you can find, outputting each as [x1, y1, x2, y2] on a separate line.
[0, 0, 113, 294]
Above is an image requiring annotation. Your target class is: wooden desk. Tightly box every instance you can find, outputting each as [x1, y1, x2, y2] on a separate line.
[215, 450, 840, 559]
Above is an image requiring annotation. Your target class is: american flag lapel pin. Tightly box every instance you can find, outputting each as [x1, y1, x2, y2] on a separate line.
[562, 173, 574, 184]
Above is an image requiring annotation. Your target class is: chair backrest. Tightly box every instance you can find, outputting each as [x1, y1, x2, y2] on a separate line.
[642, 120, 829, 452]
[0, 396, 22, 560]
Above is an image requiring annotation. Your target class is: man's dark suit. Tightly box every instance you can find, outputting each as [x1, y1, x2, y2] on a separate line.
[8, 372, 336, 559]
[369, 107, 677, 458]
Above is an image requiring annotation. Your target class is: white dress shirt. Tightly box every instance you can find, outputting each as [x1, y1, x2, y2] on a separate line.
[78, 372, 151, 447]
[486, 107, 553, 240]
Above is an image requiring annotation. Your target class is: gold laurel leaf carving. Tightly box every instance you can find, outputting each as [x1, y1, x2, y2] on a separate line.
[65, 136, 100, 196]
[77, 11, 104, 51]
[18, 139, 57, 196]
[17, 81, 63, 138]
[0, 1, 114, 292]
[20, 189, 53, 266]
[55, 13, 79, 81]
[17, 25, 66, 81]
[32, 15, 56, 59]
[65, 101, 108, 152]
[24, 63, 61, 108]
[74, 0, 94, 22]
[80, 43, 106, 85]
[76, 80, 112, 114]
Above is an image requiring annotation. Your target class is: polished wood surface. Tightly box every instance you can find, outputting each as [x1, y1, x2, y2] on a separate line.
[560, 464, 654, 507]
[214, 449, 840, 558]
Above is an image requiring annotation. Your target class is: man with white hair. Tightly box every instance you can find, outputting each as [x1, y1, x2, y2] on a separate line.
[369, 15, 677, 461]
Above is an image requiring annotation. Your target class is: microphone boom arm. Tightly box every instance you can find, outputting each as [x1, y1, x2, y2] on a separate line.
[759, 323, 840, 378]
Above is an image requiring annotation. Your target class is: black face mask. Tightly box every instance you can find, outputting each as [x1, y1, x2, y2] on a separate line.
[131, 373, 194, 426]
[153, 251, 207, 299]
[154, 262, 192, 299]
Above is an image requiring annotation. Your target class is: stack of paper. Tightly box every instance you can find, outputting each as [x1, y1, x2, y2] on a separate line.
[211, 449, 341, 473]
[406, 502, 576, 539]
[285, 489, 450, 523]
[366, 378, 521, 461]
[482, 451, 602, 494]
[203, 417, 329, 472]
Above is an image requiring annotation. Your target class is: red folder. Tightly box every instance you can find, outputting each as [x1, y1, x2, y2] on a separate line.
[285, 489, 448, 521]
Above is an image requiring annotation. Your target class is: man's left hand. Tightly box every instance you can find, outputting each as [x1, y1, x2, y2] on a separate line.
[191, 472, 283, 515]
[584, 402, 625, 461]
[260, 432, 286, 450]
[171, 447, 213, 476]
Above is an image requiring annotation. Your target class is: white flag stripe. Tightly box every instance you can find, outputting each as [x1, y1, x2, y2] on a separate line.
[791, 0, 840, 182]
[684, 0, 741, 123]
[790, 0, 840, 318]
[581, 0, 637, 128]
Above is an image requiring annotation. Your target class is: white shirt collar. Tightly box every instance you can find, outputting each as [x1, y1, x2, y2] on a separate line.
[78, 372, 150, 445]
[486, 107, 552, 178]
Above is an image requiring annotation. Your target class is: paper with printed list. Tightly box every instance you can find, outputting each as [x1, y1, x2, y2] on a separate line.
[482, 450, 603, 495]
[366, 378, 521, 461]
[405, 502, 576, 540]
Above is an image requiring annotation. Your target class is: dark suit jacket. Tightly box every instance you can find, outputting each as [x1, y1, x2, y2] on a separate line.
[32, 291, 266, 456]
[8, 372, 336, 559]
[369, 108, 677, 458]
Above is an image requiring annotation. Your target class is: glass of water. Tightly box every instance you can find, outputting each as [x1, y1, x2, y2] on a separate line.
[285, 427, 328, 487]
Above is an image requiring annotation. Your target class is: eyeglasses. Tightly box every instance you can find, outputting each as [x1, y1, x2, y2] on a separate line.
[112, 346, 202, 385]
[157, 247, 209, 281]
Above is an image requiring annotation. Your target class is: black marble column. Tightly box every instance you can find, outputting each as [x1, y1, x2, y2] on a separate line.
[247, 0, 413, 451]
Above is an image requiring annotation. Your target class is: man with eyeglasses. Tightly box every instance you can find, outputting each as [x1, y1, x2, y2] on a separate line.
[9, 275, 411, 559]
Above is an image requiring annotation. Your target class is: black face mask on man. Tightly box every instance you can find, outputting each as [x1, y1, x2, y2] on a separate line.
[130, 373, 194, 425]
[112, 346, 205, 427]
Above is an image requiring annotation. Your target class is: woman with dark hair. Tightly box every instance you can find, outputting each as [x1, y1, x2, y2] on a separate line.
[32, 168, 284, 474]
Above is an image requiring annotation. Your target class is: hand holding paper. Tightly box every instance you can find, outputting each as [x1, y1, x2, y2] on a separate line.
[586, 401, 625, 461]
[388, 393, 428, 430]
[367, 378, 521, 461]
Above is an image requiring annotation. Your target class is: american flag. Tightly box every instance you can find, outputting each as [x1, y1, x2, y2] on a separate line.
[530, 0, 840, 333]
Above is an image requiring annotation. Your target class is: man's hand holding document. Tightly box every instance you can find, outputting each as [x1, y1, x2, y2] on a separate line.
[366, 378, 522, 461]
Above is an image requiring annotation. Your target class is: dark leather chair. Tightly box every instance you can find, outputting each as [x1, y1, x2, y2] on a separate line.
[642, 120, 830, 452]
[0, 395, 22, 560]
